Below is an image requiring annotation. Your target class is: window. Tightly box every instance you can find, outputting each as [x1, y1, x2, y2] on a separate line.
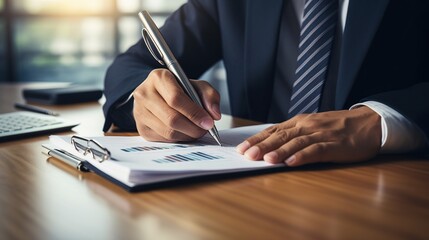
[0, 22, 5, 82]
[12, 0, 113, 14]
[0, 0, 4, 80]
[1, 0, 186, 83]
[14, 17, 115, 84]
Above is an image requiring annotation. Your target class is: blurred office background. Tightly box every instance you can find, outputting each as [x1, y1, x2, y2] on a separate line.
[0, 0, 229, 112]
[1, 0, 183, 83]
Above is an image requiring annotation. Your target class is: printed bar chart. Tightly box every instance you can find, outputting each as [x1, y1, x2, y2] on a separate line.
[153, 151, 223, 164]
[121, 143, 204, 153]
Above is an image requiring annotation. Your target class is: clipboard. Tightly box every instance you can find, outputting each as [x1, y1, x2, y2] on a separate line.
[43, 124, 286, 192]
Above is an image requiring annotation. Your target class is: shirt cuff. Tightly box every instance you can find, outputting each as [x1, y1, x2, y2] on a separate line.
[350, 101, 427, 154]
[116, 92, 134, 109]
[109, 92, 137, 131]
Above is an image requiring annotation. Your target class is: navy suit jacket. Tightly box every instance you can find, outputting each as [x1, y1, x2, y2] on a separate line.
[104, 0, 429, 148]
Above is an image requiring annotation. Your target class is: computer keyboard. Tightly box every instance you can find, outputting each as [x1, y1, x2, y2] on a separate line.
[0, 111, 79, 142]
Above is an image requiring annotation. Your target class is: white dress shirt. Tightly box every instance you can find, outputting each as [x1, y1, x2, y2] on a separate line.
[292, 0, 426, 153]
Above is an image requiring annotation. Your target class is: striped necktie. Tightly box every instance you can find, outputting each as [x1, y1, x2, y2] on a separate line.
[288, 0, 339, 117]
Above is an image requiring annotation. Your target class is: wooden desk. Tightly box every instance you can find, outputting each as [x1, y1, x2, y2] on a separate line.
[1, 83, 428, 240]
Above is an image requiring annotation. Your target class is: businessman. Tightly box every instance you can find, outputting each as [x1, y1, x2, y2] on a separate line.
[103, 0, 429, 166]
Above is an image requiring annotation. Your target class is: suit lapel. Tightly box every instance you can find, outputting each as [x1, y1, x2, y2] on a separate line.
[335, 0, 390, 108]
[244, 0, 283, 122]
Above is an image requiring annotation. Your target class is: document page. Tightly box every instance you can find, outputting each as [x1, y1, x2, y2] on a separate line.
[49, 124, 281, 184]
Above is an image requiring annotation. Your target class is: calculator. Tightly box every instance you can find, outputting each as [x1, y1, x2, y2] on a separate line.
[0, 111, 79, 141]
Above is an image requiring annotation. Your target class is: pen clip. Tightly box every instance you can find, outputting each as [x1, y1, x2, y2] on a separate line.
[141, 28, 165, 66]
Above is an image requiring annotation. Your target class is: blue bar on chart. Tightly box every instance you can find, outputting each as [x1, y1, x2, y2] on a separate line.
[153, 151, 223, 164]
[121, 143, 204, 153]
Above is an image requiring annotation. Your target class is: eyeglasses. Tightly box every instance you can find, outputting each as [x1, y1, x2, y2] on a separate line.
[71, 135, 111, 162]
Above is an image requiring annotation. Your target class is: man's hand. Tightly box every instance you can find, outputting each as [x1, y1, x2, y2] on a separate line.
[133, 69, 221, 142]
[236, 107, 382, 166]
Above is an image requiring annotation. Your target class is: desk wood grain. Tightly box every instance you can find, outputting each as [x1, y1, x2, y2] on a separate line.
[1, 83, 429, 240]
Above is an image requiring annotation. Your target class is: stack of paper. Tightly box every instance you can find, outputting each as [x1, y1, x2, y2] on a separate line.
[46, 124, 283, 191]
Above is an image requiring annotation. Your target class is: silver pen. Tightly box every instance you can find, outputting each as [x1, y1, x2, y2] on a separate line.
[138, 10, 222, 146]
[43, 145, 89, 172]
[14, 102, 60, 116]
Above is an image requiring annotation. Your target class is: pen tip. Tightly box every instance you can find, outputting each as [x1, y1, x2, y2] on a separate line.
[209, 128, 222, 146]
